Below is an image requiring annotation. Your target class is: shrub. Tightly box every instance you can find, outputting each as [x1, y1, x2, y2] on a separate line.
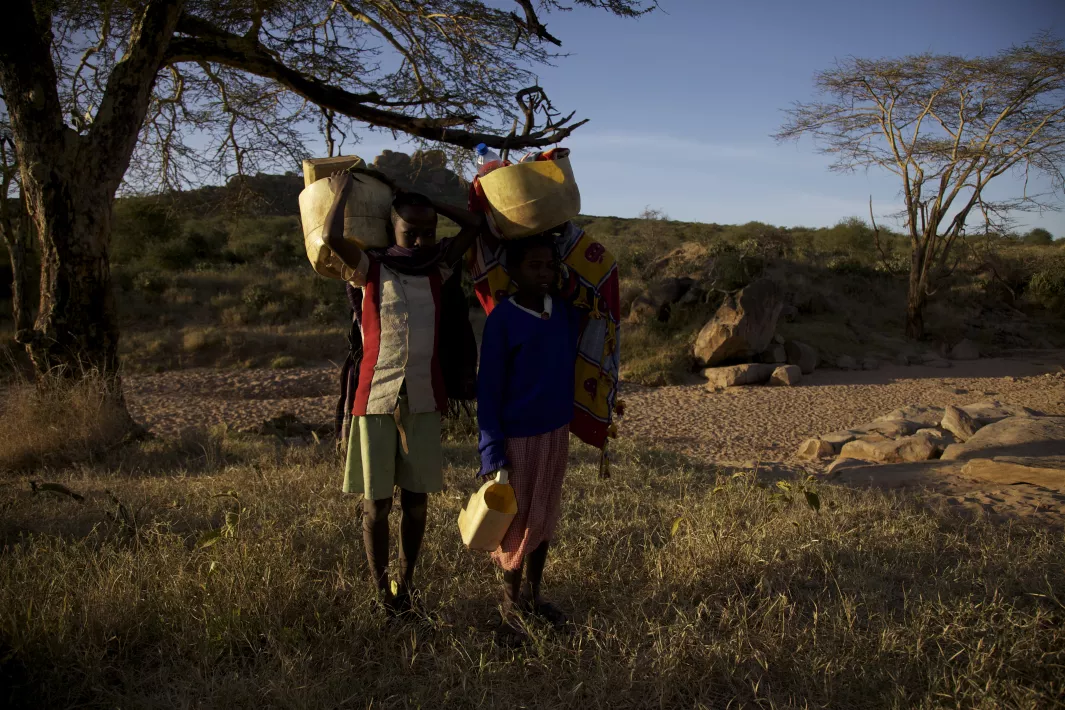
[1028, 265, 1065, 313]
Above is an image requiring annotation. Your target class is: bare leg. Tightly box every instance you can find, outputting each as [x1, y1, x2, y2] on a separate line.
[396, 488, 428, 611]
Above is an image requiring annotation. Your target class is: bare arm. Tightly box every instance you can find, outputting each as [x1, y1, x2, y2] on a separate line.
[434, 199, 486, 267]
[321, 172, 367, 273]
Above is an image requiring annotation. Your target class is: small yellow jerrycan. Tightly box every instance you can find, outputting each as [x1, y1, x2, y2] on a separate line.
[458, 470, 517, 551]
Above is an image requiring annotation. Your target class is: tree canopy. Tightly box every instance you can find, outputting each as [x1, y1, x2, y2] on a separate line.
[776, 33, 1065, 338]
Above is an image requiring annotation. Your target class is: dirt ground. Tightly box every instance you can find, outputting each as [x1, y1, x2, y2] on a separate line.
[124, 351, 1065, 525]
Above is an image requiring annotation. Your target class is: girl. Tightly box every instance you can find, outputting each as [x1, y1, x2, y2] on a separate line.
[476, 234, 585, 639]
[323, 171, 482, 617]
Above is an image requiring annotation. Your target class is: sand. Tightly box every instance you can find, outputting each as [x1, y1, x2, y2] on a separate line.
[123, 352, 1065, 524]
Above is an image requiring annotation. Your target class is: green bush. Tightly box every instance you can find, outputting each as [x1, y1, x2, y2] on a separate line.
[227, 216, 304, 269]
[242, 284, 273, 311]
[1028, 265, 1065, 313]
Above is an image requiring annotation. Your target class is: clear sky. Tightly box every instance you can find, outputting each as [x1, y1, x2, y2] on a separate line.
[320, 0, 1065, 236]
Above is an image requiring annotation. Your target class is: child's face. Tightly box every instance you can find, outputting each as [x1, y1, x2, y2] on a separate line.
[393, 206, 438, 250]
[512, 245, 557, 296]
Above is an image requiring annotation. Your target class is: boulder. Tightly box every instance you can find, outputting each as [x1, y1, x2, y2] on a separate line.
[770, 364, 802, 386]
[627, 296, 658, 324]
[874, 406, 944, 429]
[828, 460, 968, 488]
[757, 344, 788, 364]
[959, 458, 1065, 489]
[773, 334, 785, 345]
[960, 401, 1041, 426]
[916, 427, 956, 455]
[894, 353, 911, 366]
[703, 363, 776, 389]
[941, 405, 980, 442]
[628, 277, 698, 323]
[839, 434, 939, 464]
[780, 303, 799, 322]
[949, 338, 981, 361]
[821, 430, 860, 452]
[941, 416, 1065, 462]
[854, 419, 919, 439]
[649, 277, 696, 309]
[694, 279, 783, 366]
[784, 340, 819, 374]
[797, 438, 834, 460]
[836, 355, 859, 370]
[861, 357, 880, 371]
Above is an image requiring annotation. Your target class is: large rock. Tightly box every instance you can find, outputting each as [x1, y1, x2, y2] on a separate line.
[960, 401, 1041, 427]
[703, 363, 776, 389]
[941, 416, 1065, 462]
[960, 458, 1065, 489]
[694, 279, 783, 366]
[828, 460, 968, 488]
[874, 406, 944, 429]
[839, 434, 938, 464]
[853, 419, 920, 439]
[784, 340, 819, 374]
[770, 365, 802, 386]
[797, 438, 834, 460]
[757, 344, 787, 364]
[836, 355, 859, 370]
[821, 430, 860, 452]
[941, 405, 980, 442]
[916, 428, 956, 455]
[627, 296, 658, 324]
[949, 339, 981, 361]
[629, 277, 697, 323]
[861, 358, 880, 371]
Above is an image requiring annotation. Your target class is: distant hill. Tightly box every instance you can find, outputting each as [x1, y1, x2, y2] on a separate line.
[151, 149, 468, 220]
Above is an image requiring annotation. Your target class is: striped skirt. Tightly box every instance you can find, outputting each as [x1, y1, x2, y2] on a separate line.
[491, 424, 570, 571]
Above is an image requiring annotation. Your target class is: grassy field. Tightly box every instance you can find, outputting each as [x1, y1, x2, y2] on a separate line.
[2, 195, 1065, 707]
[1, 380, 1064, 709]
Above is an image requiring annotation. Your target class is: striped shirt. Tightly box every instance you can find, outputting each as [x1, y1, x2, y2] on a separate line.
[346, 251, 452, 416]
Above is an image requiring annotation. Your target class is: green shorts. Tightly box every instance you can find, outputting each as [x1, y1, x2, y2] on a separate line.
[343, 394, 443, 500]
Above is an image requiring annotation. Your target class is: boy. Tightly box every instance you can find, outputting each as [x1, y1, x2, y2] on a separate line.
[323, 171, 483, 616]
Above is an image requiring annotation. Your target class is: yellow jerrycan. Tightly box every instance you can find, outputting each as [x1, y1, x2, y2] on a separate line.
[298, 157, 393, 279]
[458, 470, 518, 551]
[478, 155, 580, 239]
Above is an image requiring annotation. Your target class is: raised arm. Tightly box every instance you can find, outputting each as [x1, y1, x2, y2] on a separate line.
[321, 172, 368, 275]
[432, 198, 486, 267]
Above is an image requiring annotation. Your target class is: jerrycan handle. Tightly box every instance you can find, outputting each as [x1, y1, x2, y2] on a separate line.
[495, 468, 510, 485]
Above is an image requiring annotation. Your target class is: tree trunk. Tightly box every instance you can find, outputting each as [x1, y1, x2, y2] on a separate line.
[22, 173, 121, 383]
[2, 196, 36, 337]
[905, 288, 925, 340]
[906, 237, 927, 340]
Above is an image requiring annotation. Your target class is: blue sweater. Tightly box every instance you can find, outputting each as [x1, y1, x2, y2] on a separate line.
[477, 297, 582, 476]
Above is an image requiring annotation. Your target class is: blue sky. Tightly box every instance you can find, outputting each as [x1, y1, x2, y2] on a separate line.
[322, 0, 1065, 236]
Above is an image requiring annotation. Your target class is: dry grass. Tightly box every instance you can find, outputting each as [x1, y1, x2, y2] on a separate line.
[1, 420, 1063, 708]
[0, 369, 133, 472]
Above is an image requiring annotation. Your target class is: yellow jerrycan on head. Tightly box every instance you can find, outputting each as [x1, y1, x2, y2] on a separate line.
[458, 470, 517, 551]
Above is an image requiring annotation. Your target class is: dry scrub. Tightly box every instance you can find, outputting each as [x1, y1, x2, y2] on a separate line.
[1, 420, 1063, 708]
[0, 369, 132, 472]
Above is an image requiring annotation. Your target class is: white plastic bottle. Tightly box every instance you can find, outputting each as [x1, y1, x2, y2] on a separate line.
[475, 143, 503, 177]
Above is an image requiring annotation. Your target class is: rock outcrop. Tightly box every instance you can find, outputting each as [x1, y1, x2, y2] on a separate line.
[694, 279, 783, 366]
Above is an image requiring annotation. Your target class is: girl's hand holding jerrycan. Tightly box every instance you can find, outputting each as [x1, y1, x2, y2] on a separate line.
[458, 468, 518, 551]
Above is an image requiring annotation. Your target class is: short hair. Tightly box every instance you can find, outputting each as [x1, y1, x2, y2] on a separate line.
[504, 234, 557, 271]
[390, 191, 435, 225]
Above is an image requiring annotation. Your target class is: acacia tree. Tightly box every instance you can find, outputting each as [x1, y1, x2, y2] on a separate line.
[1, 121, 34, 339]
[776, 35, 1065, 339]
[0, 0, 653, 410]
